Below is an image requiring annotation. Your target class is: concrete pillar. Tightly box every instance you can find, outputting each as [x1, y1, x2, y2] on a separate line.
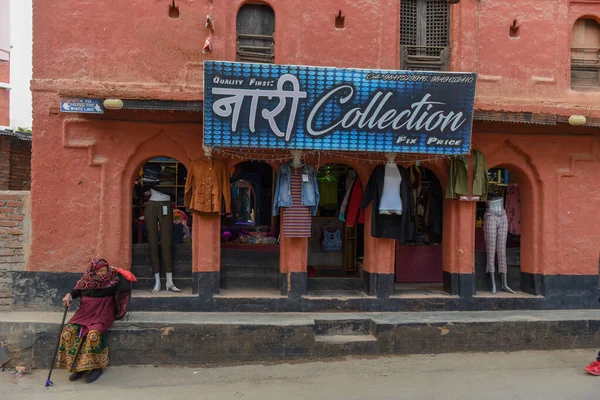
[193, 212, 221, 297]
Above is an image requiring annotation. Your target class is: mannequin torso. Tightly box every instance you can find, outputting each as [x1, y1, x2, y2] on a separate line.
[486, 197, 504, 212]
[379, 161, 403, 214]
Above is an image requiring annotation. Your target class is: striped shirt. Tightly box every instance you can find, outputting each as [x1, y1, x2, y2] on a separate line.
[282, 167, 312, 237]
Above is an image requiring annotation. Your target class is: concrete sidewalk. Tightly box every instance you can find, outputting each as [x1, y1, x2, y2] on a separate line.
[2, 349, 600, 400]
[1, 310, 600, 368]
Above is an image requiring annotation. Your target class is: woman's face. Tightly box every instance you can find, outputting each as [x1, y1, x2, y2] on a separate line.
[95, 267, 108, 277]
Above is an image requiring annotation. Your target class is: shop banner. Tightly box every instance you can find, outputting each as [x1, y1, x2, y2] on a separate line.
[203, 61, 476, 155]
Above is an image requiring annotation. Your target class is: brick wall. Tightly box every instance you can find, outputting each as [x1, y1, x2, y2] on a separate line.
[0, 191, 30, 310]
[0, 136, 31, 190]
[0, 136, 8, 189]
[9, 139, 32, 190]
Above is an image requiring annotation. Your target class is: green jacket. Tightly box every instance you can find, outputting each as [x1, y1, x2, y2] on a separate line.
[445, 156, 468, 199]
[472, 150, 488, 201]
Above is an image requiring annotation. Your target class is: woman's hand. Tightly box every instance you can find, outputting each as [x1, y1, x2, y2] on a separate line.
[62, 293, 73, 308]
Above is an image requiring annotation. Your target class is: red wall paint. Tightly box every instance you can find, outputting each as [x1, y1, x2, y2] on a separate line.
[0, 60, 8, 127]
[29, 1, 600, 279]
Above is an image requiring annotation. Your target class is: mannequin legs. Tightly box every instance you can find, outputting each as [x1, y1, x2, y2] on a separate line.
[145, 201, 180, 293]
[501, 272, 515, 294]
[484, 211, 514, 294]
[152, 273, 160, 293]
[489, 273, 497, 294]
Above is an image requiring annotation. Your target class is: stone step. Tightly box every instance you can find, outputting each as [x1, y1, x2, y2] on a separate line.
[131, 264, 192, 278]
[308, 277, 363, 291]
[220, 275, 280, 290]
[220, 264, 280, 276]
[315, 334, 378, 357]
[221, 250, 279, 269]
[132, 277, 193, 291]
[3, 310, 600, 368]
[314, 319, 373, 336]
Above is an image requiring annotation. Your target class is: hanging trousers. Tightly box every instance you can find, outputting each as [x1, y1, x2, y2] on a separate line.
[144, 201, 173, 274]
[483, 209, 508, 274]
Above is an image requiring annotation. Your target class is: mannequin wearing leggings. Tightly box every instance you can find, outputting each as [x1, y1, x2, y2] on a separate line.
[483, 197, 515, 294]
[145, 189, 181, 293]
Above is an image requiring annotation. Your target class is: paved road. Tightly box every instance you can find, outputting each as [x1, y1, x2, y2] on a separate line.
[2, 349, 599, 400]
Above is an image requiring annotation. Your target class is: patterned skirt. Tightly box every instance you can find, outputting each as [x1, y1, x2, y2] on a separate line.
[56, 324, 109, 372]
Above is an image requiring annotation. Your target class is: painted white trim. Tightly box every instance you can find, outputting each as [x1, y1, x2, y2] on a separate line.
[0, 125, 11, 130]
[0, 82, 10, 90]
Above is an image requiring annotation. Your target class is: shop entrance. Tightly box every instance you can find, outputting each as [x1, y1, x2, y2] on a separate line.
[475, 167, 522, 293]
[131, 157, 192, 292]
[394, 166, 445, 294]
[307, 163, 365, 295]
[220, 161, 280, 292]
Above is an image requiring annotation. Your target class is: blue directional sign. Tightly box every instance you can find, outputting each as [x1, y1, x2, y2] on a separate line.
[60, 98, 104, 114]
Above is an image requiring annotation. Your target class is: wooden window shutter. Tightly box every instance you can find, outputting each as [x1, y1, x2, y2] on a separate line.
[236, 4, 275, 64]
[401, 0, 450, 71]
[571, 18, 600, 89]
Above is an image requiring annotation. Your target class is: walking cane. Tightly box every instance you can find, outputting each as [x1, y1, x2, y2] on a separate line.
[45, 305, 69, 387]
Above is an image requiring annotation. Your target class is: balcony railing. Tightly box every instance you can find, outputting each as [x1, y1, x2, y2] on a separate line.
[237, 33, 274, 64]
[571, 47, 600, 88]
[401, 45, 450, 72]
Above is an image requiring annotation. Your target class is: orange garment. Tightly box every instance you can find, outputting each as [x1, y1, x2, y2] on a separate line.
[184, 158, 231, 213]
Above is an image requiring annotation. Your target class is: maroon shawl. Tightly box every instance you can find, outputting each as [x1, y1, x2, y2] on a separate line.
[69, 259, 132, 336]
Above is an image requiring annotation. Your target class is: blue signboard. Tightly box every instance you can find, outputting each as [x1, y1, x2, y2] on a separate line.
[203, 61, 476, 155]
[60, 98, 104, 114]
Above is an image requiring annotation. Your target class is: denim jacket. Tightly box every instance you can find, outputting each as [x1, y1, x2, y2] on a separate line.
[273, 162, 320, 216]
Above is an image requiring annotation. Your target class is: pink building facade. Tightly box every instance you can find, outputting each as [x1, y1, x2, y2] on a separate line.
[16, 0, 600, 310]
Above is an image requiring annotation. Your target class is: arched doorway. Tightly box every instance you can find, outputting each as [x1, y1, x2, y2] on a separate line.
[307, 163, 365, 295]
[475, 167, 522, 293]
[220, 161, 280, 292]
[131, 157, 192, 293]
[394, 166, 444, 293]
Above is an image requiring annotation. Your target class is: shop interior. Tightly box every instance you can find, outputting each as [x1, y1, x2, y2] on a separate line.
[220, 161, 278, 247]
[475, 167, 522, 292]
[394, 166, 445, 294]
[131, 157, 193, 290]
[308, 164, 365, 287]
[219, 161, 280, 291]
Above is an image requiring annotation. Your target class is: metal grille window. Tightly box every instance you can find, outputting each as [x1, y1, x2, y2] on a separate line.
[401, 0, 450, 71]
[571, 18, 600, 89]
[236, 4, 275, 64]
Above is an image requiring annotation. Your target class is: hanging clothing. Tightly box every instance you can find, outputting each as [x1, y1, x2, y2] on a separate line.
[379, 163, 403, 214]
[184, 158, 231, 214]
[322, 228, 342, 251]
[360, 165, 414, 240]
[426, 176, 444, 238]
[345, 178, 365, 227]
[472, 150, 489, 201]
[445, 156, 469, 199]
[318, 179, 338, 207]
[273, 162, 320, 217]
[505, 183, 521, 235]
[281, 167, 312, 237]
[338, 169, 357, 221]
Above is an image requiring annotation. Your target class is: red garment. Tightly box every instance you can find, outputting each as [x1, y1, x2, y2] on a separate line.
[345, 178, 365, 227]
[115, 268, 137, 282]
[75, 259, 118, 291]
[69, 296, 118, 337]
[281, 167, 312, 237]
